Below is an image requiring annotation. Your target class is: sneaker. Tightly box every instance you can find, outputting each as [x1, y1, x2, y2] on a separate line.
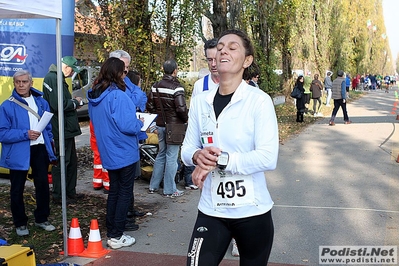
[231, 239, 239, 257]
[148, 188, 158, 194]
[329, 121, 335, 126]
[344, 120, 352, 125]
[313, 113, 317, 117]
[107, 234, 136, 249]
[35, 221, 56, 231]
[163, 190, 184, 198]
[185, 184, 199, 190]
[16, 226, 29, 236]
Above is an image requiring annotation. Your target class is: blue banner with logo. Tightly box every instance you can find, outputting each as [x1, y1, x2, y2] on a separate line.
[0, 0, 74, 78]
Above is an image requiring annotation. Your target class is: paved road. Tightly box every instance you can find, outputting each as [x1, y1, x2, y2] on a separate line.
[65, 88, 399, 265]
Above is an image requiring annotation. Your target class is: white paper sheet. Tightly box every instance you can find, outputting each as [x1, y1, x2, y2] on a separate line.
[34, 111, 53, 132]
[136, 112, 158, 131]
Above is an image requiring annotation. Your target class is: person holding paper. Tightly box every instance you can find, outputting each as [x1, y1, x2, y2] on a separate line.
[88, 57, 144, 249]
[0, 70, 57, 236]
[34, 111, 53, 133]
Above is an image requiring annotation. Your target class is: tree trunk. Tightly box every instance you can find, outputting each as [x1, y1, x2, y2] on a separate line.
[207, 0, 228, 37]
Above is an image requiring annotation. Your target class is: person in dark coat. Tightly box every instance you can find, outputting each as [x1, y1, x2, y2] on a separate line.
[295, 75, 305, 122]
[42, 56, 83, 204]
[146, 59, 188, 197]
[310, 74, 323, 116]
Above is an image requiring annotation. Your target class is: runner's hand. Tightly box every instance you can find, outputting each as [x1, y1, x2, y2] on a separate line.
[191, 146, 220, 189]
[192, 166, 215, 189]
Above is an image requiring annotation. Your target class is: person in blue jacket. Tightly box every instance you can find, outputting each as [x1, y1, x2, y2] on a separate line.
[345, 73, 351, 94]
[87, 57, 144, 249]
[109, 50, 147, 112]
[0, 70, 57, 236]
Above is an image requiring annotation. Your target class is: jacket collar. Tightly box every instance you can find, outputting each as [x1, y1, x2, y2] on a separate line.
[205, 80, 246, 105]
[12, 87, 43, 101]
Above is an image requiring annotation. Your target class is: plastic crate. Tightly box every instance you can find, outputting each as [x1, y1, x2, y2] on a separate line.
[0, 244, 35, 266]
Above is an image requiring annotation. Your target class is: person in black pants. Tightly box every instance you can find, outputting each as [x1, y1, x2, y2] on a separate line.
[42, 56, 83, 204]
[182, 29, 278, 266]
[0, 70, 57, 236]
[329, 70, 351, 126]
[125, 69, 146, 228]
[295, 76, 306, 122]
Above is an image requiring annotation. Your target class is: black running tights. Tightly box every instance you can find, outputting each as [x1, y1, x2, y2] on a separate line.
[186, 210, 274, 266]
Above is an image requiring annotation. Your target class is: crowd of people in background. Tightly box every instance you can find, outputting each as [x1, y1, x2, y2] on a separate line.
[291, 70, 398, 124]
[349, 73, 396, 91]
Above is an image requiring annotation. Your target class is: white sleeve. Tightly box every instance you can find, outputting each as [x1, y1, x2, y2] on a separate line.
[181, 96, 203, 166]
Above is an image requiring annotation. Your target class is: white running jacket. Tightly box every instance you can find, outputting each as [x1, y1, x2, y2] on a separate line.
[181, 80, 279, 219]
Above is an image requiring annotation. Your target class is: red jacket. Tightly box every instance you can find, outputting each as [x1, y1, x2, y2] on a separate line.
[352, 77, 359, 89]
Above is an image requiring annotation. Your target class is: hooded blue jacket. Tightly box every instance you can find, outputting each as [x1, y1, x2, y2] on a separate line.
[0, 87, 56, 170]
[124, 76, 147, 112]
[87, 83, 143, 170]
[124, 76, 148, 142]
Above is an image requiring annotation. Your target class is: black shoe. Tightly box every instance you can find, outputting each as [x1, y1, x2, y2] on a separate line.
[67, 193, 84, 200]
[52, 197, 73, 205]
[127, 210, 145, 218]
[133, 210, 145, 217]
[126, 216, 136, 223]
[52, 197, 62, 205]
[125, 221, 139, 231]
[67, 194, 85, 201]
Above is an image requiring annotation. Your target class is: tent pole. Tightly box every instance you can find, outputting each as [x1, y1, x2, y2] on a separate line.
[55, 18, 68, 258]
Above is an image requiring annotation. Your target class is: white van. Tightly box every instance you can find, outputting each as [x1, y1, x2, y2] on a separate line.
[72, 66, 99, 118]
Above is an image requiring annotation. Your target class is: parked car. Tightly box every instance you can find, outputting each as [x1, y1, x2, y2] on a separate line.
[72, 66, 99, 118]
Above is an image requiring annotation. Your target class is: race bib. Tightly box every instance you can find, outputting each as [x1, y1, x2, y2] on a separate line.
[210, 170, 256, 209]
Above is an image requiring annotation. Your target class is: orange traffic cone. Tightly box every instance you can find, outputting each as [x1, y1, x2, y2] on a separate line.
[79, 219, 110, 258]
[61, 218, 85, 256]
